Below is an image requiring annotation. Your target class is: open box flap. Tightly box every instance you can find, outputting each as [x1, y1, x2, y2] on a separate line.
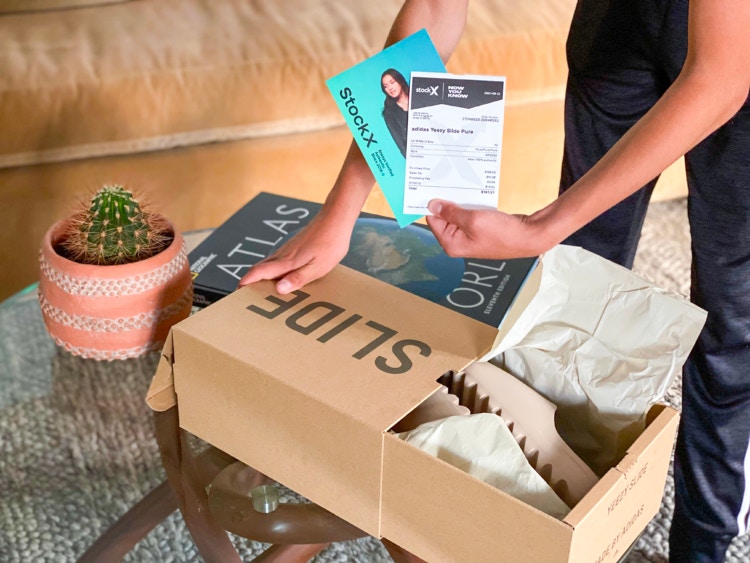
[564, 404, 679, 526]
[154, 265, 499, 431]
[146, 330, 178, 412]
[563, 405, 679, 562]
[482, 260, 543, 360]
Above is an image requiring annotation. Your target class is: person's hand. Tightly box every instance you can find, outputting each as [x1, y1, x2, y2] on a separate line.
[425, 199, 555, 259]
[237, 210, 352, 294]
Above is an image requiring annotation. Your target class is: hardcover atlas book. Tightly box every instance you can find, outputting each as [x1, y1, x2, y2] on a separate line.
[189, 192, 537, 327]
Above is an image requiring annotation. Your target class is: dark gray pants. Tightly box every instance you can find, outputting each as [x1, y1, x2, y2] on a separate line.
[561, 1, 750, 561]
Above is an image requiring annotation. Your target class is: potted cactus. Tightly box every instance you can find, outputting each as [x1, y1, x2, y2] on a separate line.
[38, 184, 193, 360]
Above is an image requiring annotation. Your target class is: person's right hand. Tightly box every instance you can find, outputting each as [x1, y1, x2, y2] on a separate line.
[237, 210, 352, 295]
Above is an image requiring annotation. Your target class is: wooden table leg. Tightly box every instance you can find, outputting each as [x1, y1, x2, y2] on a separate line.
[154, 407, 242, 563]
[77, 432, 235, 562]
[207, 462, 367, 545]
[77, 480, 176, 563]
[381, 539, 428, 563]
[250, 543, 331, 562]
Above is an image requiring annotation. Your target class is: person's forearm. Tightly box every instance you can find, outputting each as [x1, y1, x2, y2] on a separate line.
[321, 0, 470, 227]
[534, 0, 750, 247]
[319, 142, 376, 231]
[386, 0, 468, 61]
[536, 72, 747, 243]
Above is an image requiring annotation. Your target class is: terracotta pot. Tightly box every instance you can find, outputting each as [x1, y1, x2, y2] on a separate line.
[38, 219, 194, 361]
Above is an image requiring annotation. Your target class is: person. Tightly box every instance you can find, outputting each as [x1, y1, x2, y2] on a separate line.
[381, 68, 411, 156]
[239, 1, 750, 560]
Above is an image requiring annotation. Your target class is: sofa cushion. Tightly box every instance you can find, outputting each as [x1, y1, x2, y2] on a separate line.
[0, 0, 574, 168]
[0, 0, 128, 15]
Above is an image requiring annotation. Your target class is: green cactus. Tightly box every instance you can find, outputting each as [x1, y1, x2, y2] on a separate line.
[60, 184, 172, 265]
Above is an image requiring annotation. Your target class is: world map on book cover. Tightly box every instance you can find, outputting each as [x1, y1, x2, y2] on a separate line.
[342, 217, 464, 304]
[188, 192, 537, 328]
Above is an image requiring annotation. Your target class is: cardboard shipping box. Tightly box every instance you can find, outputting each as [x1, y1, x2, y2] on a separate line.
[147, 263, 680, 563]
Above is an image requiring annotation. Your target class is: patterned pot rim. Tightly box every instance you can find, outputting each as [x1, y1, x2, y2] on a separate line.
[39, 218, 190, 297]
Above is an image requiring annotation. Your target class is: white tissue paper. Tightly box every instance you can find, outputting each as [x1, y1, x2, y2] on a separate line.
[397, 413, 571, 519]
[489, 245, 706, 474]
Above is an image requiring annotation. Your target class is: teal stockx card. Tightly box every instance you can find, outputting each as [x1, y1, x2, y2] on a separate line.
[326, 29, 446, 226]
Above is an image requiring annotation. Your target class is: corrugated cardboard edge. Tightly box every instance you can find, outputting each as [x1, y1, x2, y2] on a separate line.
[380, 429, 573, 563]
[146, 330, 178, 412]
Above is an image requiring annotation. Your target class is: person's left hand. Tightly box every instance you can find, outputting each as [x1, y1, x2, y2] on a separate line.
[425, 199, 553, 259]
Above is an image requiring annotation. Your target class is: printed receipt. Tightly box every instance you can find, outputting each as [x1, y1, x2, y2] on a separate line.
[403, 72, 506, 215]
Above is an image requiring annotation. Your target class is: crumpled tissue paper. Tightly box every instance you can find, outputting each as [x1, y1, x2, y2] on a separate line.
[490, 245, 706, 474]
[397, 413, 571, 518]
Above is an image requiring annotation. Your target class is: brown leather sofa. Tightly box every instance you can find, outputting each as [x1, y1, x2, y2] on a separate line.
[0, 0, 687, 301]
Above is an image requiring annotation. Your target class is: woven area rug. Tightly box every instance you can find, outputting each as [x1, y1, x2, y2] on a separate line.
[1, 197, 749, 562]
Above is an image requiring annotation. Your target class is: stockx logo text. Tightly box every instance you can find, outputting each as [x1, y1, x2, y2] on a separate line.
[338, 88, 377, 148]
[416, 85, 440, 96]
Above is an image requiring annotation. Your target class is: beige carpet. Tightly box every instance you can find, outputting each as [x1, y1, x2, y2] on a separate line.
[1, 197, 749, 562]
